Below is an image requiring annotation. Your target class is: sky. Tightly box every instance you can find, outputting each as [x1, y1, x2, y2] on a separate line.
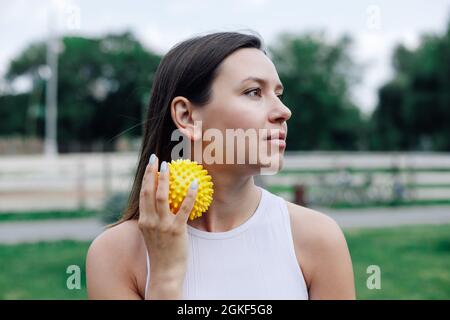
[1, 0, 449, 114]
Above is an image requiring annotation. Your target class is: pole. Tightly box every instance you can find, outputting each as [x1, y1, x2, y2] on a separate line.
[45, 5, 58, 157]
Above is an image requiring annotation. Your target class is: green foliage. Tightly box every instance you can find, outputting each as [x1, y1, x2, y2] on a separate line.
[2, 25, 449, 151]
[4, 32, 161, 151]
[98, 192, 129, 224]
[0, 93, 30, 135]
[269, 32, 365, 150]
[370, 22, 450, 151]
[6, 43, 46, 79]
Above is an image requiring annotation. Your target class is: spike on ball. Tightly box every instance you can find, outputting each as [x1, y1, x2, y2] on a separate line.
[157, 159, 214, 220]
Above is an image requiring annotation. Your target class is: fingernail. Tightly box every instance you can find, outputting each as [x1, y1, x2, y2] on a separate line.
[149, 153, 156, 165]
[190, 178, 198, 190]
[160, 161, 167, 172]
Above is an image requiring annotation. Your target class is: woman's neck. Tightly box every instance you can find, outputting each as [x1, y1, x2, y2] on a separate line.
[187, 169, 261, 233]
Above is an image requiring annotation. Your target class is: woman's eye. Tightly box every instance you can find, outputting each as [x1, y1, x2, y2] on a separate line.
[245, 88, 261, 97]
[245, 88, 284, 101]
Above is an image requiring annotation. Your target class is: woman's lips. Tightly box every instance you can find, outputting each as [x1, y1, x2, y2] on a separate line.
[268, 138, 286, 148]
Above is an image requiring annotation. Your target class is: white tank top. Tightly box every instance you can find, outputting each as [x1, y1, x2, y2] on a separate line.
[145, 186, 309, 299]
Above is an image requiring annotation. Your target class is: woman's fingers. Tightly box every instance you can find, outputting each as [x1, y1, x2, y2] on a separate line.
[155, 160, 170, 218]
[175, 179, 199, 225]
[141, 156, 199, 225]
[139, 153, 158, 221]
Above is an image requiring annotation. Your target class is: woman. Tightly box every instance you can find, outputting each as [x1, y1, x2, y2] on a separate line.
[86, 31, 355, 300]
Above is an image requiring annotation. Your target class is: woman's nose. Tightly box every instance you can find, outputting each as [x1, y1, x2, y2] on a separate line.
[269, 97, 292, 123]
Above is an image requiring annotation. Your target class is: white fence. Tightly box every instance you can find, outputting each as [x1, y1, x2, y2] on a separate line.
[0, 152, 449, 212]
[273, 152, 450, 205]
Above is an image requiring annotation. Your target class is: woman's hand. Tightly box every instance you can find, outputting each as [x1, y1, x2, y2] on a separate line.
[138, 154, 198, 299]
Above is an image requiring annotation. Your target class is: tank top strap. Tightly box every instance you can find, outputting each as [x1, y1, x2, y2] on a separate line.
[145, 250, 150, 299]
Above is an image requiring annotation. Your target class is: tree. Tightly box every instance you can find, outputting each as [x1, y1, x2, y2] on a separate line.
[0, 93, 30, 135]
[370, 19, 450, 151]
[269, 32, 365, 150]
[4, 31, 161, 152]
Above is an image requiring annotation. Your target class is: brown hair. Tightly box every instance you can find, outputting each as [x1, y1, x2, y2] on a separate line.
[109, 31, 265, 227]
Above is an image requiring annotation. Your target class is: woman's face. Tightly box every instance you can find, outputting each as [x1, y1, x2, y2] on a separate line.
[193, 47, 292, 175]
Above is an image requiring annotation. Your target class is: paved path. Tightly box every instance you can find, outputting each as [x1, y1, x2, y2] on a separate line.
[1, 206, 450, 244]
[319, 206, 450, 229]
[0, 218, 105, 244]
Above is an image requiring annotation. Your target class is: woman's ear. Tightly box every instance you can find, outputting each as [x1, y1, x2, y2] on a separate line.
[170, 96, 200, 141]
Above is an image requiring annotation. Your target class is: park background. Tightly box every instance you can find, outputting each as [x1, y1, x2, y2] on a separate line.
[0, 0, 449, 299]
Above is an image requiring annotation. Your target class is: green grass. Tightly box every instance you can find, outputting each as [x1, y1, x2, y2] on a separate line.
[346, 224, 450, 299]
[0, 224, 449, 299]
[268, 184, 450, 209]
[328, 199, 450, 209]
[0, 210, 96, 223]
[0, 241, 89, 299]
[278, 167, 450, 175]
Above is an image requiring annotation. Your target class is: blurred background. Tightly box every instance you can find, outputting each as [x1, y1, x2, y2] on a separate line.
[0, 0, 449, 299]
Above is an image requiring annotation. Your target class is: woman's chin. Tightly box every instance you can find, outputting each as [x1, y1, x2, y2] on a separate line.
[255, 152, 284, 175]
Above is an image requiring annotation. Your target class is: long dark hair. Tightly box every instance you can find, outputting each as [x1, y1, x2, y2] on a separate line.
[110, 30, 266, 227]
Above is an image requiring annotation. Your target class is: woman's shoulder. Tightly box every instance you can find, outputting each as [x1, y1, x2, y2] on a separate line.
[285, 201, 346, 247]
[86, 219, 146, 299]
[88, 219, 143, 259]
[284, 200, 350, 288]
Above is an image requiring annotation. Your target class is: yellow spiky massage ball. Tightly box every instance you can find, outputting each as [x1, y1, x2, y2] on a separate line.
[158, 159, 214, 220]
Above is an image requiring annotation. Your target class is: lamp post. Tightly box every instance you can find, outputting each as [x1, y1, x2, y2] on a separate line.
[44, 3, 59, 157]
